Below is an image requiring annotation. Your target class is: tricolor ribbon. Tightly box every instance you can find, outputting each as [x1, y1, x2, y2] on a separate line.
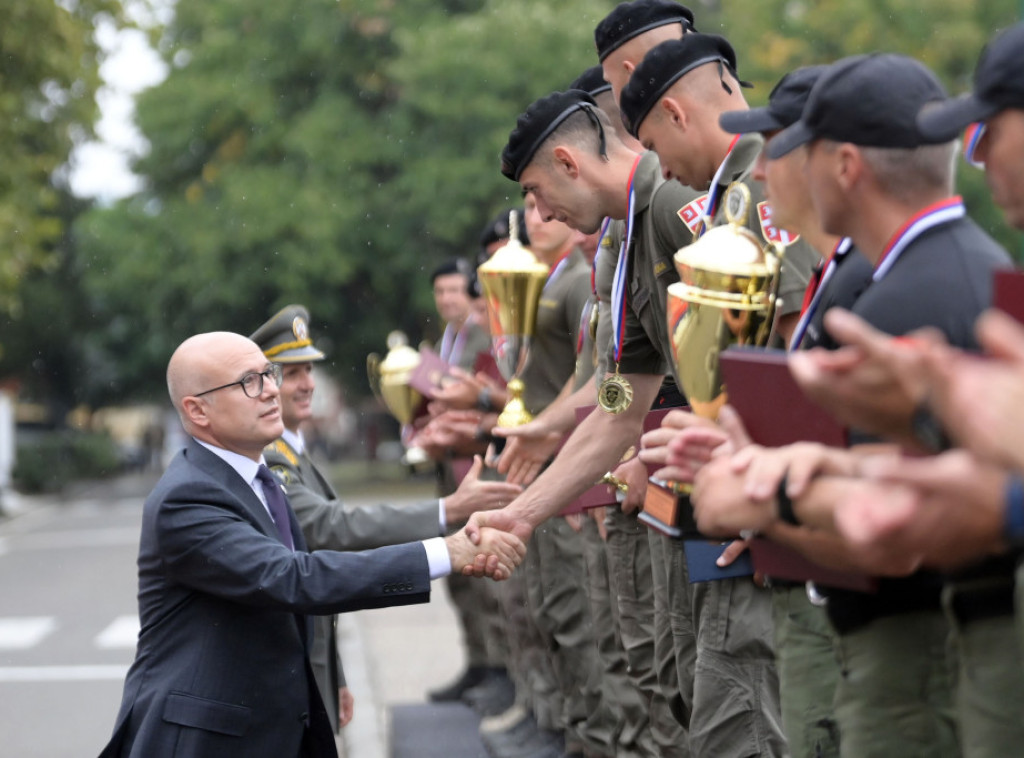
[963, 122, 986, 169]
[695, 134, 742, 238]
[873, 196, 966, 282]
[789, 237, 852, 351]
[610, 156, 642, 365]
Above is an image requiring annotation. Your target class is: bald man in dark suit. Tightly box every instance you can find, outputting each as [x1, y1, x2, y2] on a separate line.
[98, 331, 524, 758]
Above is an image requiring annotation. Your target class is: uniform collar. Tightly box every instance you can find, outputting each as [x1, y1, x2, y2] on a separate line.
[281, 427, 305, 455]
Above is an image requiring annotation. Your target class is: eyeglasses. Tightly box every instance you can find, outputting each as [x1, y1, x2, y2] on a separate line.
[194, 364, 283, 399]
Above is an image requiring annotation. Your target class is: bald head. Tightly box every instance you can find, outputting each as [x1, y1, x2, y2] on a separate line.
[167, 332, 283, 459]
[167, 332, 259, 410]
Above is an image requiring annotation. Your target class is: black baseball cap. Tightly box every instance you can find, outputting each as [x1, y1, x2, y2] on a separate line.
[767, 54, 949, 160]
[720, 65, 828, 135]
[570, 66, 612, 97]
[501, 90, 601, 181]
[917, 23, 1024, 141]
[619, 34, 743, 138]
[594, 0, 696, 62]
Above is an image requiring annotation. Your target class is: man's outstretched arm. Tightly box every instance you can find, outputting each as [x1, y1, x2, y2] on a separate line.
[467, 371, 664, 544]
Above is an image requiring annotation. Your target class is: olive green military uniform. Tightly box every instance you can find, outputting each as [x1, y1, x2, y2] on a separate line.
[571, 255, 661, 758]
[434, 318, 509, 678]
[617, 140, 816, 756]
[517, 246, 615, 754]
[593, 220, 690, 758]
[689, 133, 816, 756]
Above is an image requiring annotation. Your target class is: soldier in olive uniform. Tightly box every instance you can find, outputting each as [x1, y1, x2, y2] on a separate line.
[476, 89, 703, 754]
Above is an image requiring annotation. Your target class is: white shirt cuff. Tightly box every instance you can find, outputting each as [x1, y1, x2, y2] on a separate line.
[438, 498, 447, 533]
[422, 537, 452, 579]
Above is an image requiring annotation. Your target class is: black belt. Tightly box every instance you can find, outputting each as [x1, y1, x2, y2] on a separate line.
[947, 580, 1016, 626]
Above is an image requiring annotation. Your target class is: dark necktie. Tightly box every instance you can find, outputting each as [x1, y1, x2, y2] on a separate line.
[255, 465, 294, 550]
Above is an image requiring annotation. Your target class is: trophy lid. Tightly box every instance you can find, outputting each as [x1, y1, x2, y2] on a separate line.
[478, 212, 549, 280]
[378, 331, 420, 376]
[674, 183, 776, 286]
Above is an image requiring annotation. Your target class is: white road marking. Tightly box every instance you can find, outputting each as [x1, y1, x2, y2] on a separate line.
[0, 617, 56, 649]
[0, 527, 139, 552]
[94, 615, 139, 649]
[0, 664, 128, 682]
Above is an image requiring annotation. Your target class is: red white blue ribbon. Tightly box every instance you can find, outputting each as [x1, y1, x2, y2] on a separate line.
[610, 156, 642, 365]
[873, 196, 965, 282]
[695, 134, 742, 238]
[963, 122, 986, 169]
[789, 237, 852, 351]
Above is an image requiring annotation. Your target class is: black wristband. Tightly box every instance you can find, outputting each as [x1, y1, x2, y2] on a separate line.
[776, 474, 801, 526]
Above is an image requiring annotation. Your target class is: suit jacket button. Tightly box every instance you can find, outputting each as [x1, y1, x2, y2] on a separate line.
[299, 711, 310, 726]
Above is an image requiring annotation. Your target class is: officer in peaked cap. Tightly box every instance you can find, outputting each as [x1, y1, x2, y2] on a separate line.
[250, 305, 326, 365]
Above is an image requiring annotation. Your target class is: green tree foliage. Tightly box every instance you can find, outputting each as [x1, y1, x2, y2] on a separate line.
[59, 0, 1024, 407]
[718, 0, 1023, 253]
[0, 0, 120, 315]
[75, 0, 614, 402]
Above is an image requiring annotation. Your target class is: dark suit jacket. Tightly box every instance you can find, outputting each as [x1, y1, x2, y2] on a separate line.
[263, 437, 440, 731]
[99, 439, 431, 758]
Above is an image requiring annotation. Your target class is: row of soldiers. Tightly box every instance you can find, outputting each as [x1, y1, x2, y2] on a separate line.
[402, 2, 1024, 757]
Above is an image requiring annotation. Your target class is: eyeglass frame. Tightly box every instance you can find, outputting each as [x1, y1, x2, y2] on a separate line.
[194, 363, 283, 399]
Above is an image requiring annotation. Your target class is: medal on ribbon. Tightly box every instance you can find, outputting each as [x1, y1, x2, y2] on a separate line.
[599, 156, 641, 415]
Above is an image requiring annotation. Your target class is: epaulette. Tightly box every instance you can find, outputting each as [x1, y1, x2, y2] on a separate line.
[263, 438, 299, 467]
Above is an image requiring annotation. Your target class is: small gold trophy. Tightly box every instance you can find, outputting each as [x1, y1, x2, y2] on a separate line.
[367, 330, 425, 427]
[477, 212, 549, 427]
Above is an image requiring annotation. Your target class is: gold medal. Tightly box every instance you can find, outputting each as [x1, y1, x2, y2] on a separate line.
[598, 373, 634, 414]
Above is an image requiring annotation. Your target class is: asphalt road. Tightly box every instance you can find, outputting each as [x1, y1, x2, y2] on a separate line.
[0, 472, 467, 758]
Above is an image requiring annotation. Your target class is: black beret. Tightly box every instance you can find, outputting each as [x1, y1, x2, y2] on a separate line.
[501, 90, 600, 181]
[918, 22, 1024, 142]
[594, 1, 696, 62]
[570, 66, 612, 97]
[619, 34, 741, 137]
[768, 54, 949, 159]
[720, 65, 828, 135]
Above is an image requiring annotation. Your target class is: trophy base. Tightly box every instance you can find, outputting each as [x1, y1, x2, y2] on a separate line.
[496, 378, 533, 427]
[641, 479, 698, 538]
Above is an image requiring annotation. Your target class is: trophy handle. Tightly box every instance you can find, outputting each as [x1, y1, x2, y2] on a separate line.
[759, 245, 784, 345]
[366, 353, 383, 401]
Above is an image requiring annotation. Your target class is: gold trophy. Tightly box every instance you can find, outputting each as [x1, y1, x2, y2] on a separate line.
[668, 182, 780, 417]
[644, 182, 784, 534]
[367, 331, 429, 465]
[477, 212, 549, 427]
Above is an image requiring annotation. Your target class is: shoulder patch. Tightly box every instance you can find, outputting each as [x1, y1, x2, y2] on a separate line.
[269, 465, 296, 485]
[678, 194, 709, 235]
[264, 439, 299, 466]
[757, 201, 800, 247]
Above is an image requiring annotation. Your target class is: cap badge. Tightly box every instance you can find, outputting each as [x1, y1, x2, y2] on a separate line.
[292, 317, 309, 341]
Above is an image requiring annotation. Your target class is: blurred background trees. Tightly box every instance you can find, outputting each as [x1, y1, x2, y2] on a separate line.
[1, 0, 1022, 418]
